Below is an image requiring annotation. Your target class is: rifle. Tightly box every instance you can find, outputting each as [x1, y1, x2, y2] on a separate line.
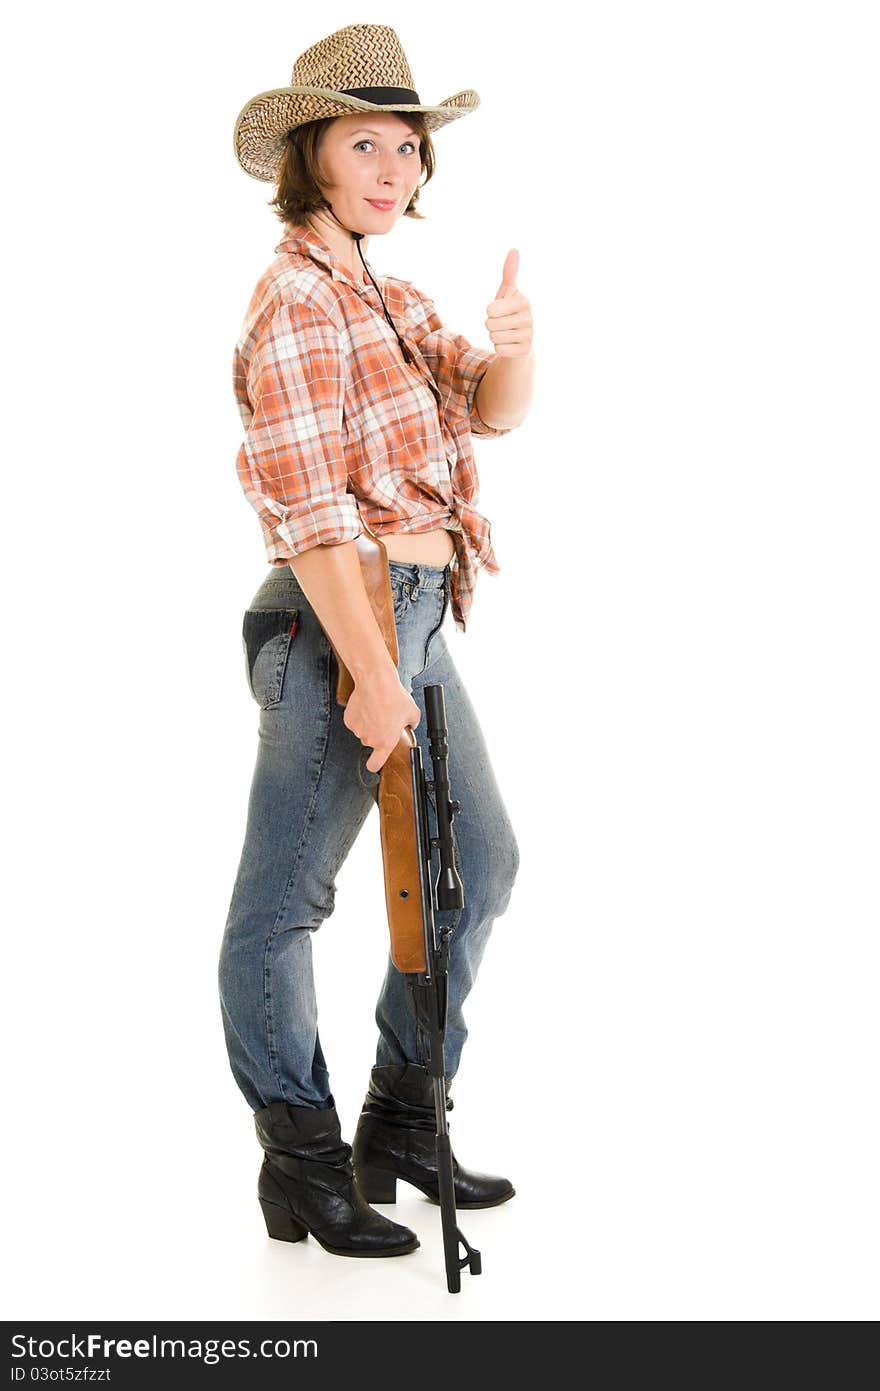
[326, 526, 482, 1293]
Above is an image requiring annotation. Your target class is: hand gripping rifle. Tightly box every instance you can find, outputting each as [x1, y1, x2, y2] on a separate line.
[326, 525, 482, 1294]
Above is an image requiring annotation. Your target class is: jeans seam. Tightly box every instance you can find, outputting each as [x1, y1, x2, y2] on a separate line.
[415, 588, 450, 677]
[262, 638, 334, 1103]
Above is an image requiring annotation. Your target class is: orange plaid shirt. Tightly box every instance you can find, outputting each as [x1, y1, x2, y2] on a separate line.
[233, 221, 513, 633]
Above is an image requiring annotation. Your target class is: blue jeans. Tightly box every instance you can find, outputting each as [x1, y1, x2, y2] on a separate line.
[218, 559, 520, 1112]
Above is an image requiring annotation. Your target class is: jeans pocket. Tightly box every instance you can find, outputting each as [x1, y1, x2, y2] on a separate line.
[391, 582, 410, 623]
[242, 607, 300, 709]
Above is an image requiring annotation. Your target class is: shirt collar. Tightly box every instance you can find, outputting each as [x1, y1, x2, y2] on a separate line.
[273, 221, 384, 296]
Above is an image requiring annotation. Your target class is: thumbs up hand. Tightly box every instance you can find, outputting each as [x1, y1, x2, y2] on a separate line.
[484, 249, 533, 357]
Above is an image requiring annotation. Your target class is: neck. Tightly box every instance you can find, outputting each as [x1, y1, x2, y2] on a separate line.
[306, 210, 370, 285]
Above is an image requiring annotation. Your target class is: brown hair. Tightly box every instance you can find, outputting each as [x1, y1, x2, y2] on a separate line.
[268, 114, 436, 227]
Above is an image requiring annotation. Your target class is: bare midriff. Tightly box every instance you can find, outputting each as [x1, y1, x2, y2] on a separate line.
[381, 527, 456, 567]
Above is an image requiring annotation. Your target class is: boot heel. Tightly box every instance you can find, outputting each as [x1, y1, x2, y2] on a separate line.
[357, 1164, 397, 1203]
[259, 1197, 309, 1243]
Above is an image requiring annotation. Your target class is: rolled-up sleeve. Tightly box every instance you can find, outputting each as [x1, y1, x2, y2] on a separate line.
[234, 299, 363, 560]
[404, 285, 513, 440]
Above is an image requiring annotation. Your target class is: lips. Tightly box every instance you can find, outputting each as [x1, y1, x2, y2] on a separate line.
[366, 199, 396, 209]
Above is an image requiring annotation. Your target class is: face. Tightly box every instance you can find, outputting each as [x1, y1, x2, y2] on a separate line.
[315, 112, 424, 229]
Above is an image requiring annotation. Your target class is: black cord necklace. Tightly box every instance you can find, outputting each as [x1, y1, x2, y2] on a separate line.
[352, 230, 414, 366]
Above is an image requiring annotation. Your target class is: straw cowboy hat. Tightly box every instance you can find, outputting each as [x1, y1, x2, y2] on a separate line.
[234, 22, 481, 182]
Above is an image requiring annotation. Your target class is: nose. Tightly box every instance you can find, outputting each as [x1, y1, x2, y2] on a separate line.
[378, 151, 408, 188]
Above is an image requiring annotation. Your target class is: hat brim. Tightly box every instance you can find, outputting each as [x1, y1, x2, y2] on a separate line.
[234, 84, 480, 181]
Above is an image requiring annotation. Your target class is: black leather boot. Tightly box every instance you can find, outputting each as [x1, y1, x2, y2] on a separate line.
[254, 1099, 419, 1257]
[351, 1064, 515, 1209]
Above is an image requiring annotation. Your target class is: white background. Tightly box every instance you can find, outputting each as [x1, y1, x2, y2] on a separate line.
[2, 0, 878, 1322]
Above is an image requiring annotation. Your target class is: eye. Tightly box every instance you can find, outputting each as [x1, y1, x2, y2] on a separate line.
[354, 140, 419, 155]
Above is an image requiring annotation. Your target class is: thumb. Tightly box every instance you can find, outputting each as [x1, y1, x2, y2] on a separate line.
[494, 247, 519, 299]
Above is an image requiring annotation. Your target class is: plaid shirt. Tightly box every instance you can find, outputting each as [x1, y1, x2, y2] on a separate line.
[233, 221, 513, 632]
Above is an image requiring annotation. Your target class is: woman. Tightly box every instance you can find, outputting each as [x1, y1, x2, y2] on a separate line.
[220, 23, 535, 1260]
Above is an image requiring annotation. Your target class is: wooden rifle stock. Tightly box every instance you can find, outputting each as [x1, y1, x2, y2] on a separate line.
[325, 526, 427, 973]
